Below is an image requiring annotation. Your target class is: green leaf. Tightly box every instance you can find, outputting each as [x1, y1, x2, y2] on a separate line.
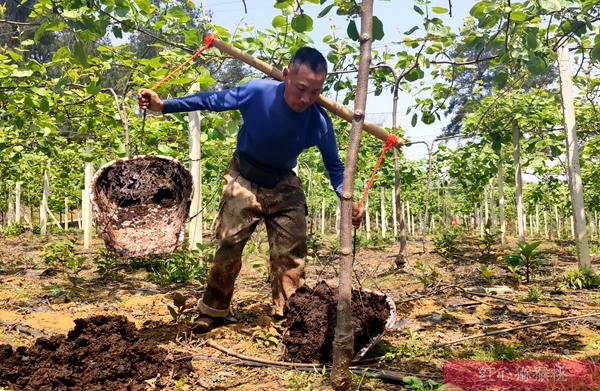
[318, 4, 335, 18]
[404, 68, 423, 82]
[112, 26, 122, 39]
[422, 111, 435, 124]
[509, 10, 527, 21]
[86, 79, 102, 95]
[404, 26, 419, 35]
[11, 68, 34, 78]
[134, 0, 151, 13]
[372, 16, 384, 41]
[167, 6, 190, 22]
[432, 7, 448, 14]
[537, 0, 563, 12]
[591, 40, 600, 62]
[271, 15, 287, 28]
[411, 113, 417, 127]
[291, 14, 313, 33]
[52, 47, 71, 62]
[492, 70, 508, 89]
[526, 52, 547, 75]
[470, 1, 495, 19]
[73, 40, 88, 66]
[347, 20, 359, 41]
[413, 5, 424, 15]
[158, 143, 173, 154]
[167, 305, 178, 320]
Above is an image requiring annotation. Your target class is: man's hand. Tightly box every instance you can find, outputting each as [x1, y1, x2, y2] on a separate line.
[352, 203, 366, 228]
[138, 88, 164, 112]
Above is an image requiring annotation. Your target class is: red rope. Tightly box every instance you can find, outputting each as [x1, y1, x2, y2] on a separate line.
[150, 33, 216, 90]
[358, 134, 398, 209]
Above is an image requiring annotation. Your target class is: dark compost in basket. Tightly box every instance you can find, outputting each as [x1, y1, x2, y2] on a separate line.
[90, 155, 193, 258]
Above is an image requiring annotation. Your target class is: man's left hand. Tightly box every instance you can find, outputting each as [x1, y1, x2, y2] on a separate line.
[352, 203, 366, 228]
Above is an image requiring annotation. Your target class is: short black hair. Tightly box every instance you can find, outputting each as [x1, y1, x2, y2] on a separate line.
[289, 47, 327, 75]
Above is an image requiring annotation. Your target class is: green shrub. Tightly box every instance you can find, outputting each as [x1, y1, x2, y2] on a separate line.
[3, 223, 27, 237]
[432, 226, 462, 258]
[42, 238, 87, 283]
[500, 241, 546, 283]
[561, 268, 600, 290]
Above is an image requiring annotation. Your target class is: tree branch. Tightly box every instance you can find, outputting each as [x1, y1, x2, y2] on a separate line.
[0, 19, 40, 26]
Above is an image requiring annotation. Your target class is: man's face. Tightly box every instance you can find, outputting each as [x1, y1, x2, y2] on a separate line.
[283, 64, 326, 113]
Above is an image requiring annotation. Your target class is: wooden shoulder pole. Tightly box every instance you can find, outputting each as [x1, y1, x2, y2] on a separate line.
[209, 37, 406, 148]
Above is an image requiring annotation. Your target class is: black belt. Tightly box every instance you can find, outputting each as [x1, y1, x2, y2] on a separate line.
[235, 151, 293, 188]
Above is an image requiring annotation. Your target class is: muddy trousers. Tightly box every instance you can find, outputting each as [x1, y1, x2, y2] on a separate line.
[198, 159, 307, 318]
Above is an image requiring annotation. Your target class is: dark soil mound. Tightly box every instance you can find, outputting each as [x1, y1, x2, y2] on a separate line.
[0, 315, 192, 391]
[283, 281, 391, 363]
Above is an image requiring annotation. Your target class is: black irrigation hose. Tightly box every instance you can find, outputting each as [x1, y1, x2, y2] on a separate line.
[182, 354, 407, 384]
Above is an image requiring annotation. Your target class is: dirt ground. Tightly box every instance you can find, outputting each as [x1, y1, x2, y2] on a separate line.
[1, 229, 599, 390]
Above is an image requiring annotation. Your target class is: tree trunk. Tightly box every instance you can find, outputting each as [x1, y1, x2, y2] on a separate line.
[497, 156, 506, 243]
[187, 97, 203, 249]
[512, 120, 526, 241]
[41, 170, 49, 236]
[365, 194, 371, 240]
[331, 1, 374, 387]
[391, 186, 397, 238]
[15, 182, 21, 224]
[83, 163, 93, 248]
[489, 178, 496, 234]
[380, 187, 386, 238]
[64, 197, 69, 229]
[557, 44, 591, 270]
[321, 196, 326, 236]
[555, 205, 560, 239]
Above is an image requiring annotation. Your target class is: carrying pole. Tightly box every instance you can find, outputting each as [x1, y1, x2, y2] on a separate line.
[209, 36, 405, 148]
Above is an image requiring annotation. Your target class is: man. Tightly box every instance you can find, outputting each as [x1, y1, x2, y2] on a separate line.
[139, 47, 365, 333]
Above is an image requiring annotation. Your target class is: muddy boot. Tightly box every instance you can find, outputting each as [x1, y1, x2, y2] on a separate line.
[193, 315, 223, 334]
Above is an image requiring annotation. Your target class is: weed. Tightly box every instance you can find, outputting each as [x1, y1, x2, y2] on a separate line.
[378, 333, 426, 362]
[167, 292, 197, 341]
[3, 223, 26, 237]
[415, 261, 440, 288]
[138, 247, 209, 285]
[480, 264, 495, 284]
[472, 342, 523, 360]
[500, 241, 546, 284]
[285, 367, 327, 391]
[42, 238, 87, 284]
[432, 226, 462, 259]
[522, 286, 543, 302]
[94, 249, 122, 276]
[402, 375, 442, 390]
[251, 325, 280, 347]
[560, 268, 600, 290]
[249, 257, 270, 282]
[476, 220, 498, 263]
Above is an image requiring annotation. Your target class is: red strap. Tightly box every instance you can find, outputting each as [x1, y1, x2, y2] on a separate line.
[150, 34, 216, 91]
[358, 134, 398, 209]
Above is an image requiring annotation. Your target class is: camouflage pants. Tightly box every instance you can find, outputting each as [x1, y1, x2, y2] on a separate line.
[198, 157, 307, 318]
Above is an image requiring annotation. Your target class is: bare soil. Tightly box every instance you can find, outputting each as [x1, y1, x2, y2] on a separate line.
[0, 315, 192, 390]
[1, 230, 600, 390]
[283, 281, 391, 363]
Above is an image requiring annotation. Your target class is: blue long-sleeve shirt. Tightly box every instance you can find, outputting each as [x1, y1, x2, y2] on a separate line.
[162, 79, 344, 196]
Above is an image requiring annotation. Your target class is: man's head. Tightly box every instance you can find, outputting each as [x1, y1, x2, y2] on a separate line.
[283, 47, 327, 113]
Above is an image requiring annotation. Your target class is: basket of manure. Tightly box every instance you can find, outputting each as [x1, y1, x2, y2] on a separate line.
[282, 281, 397, 363]
[90, 155, 193, 258]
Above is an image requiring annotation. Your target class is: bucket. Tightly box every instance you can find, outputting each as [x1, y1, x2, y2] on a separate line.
[90, 155, 193, 258]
